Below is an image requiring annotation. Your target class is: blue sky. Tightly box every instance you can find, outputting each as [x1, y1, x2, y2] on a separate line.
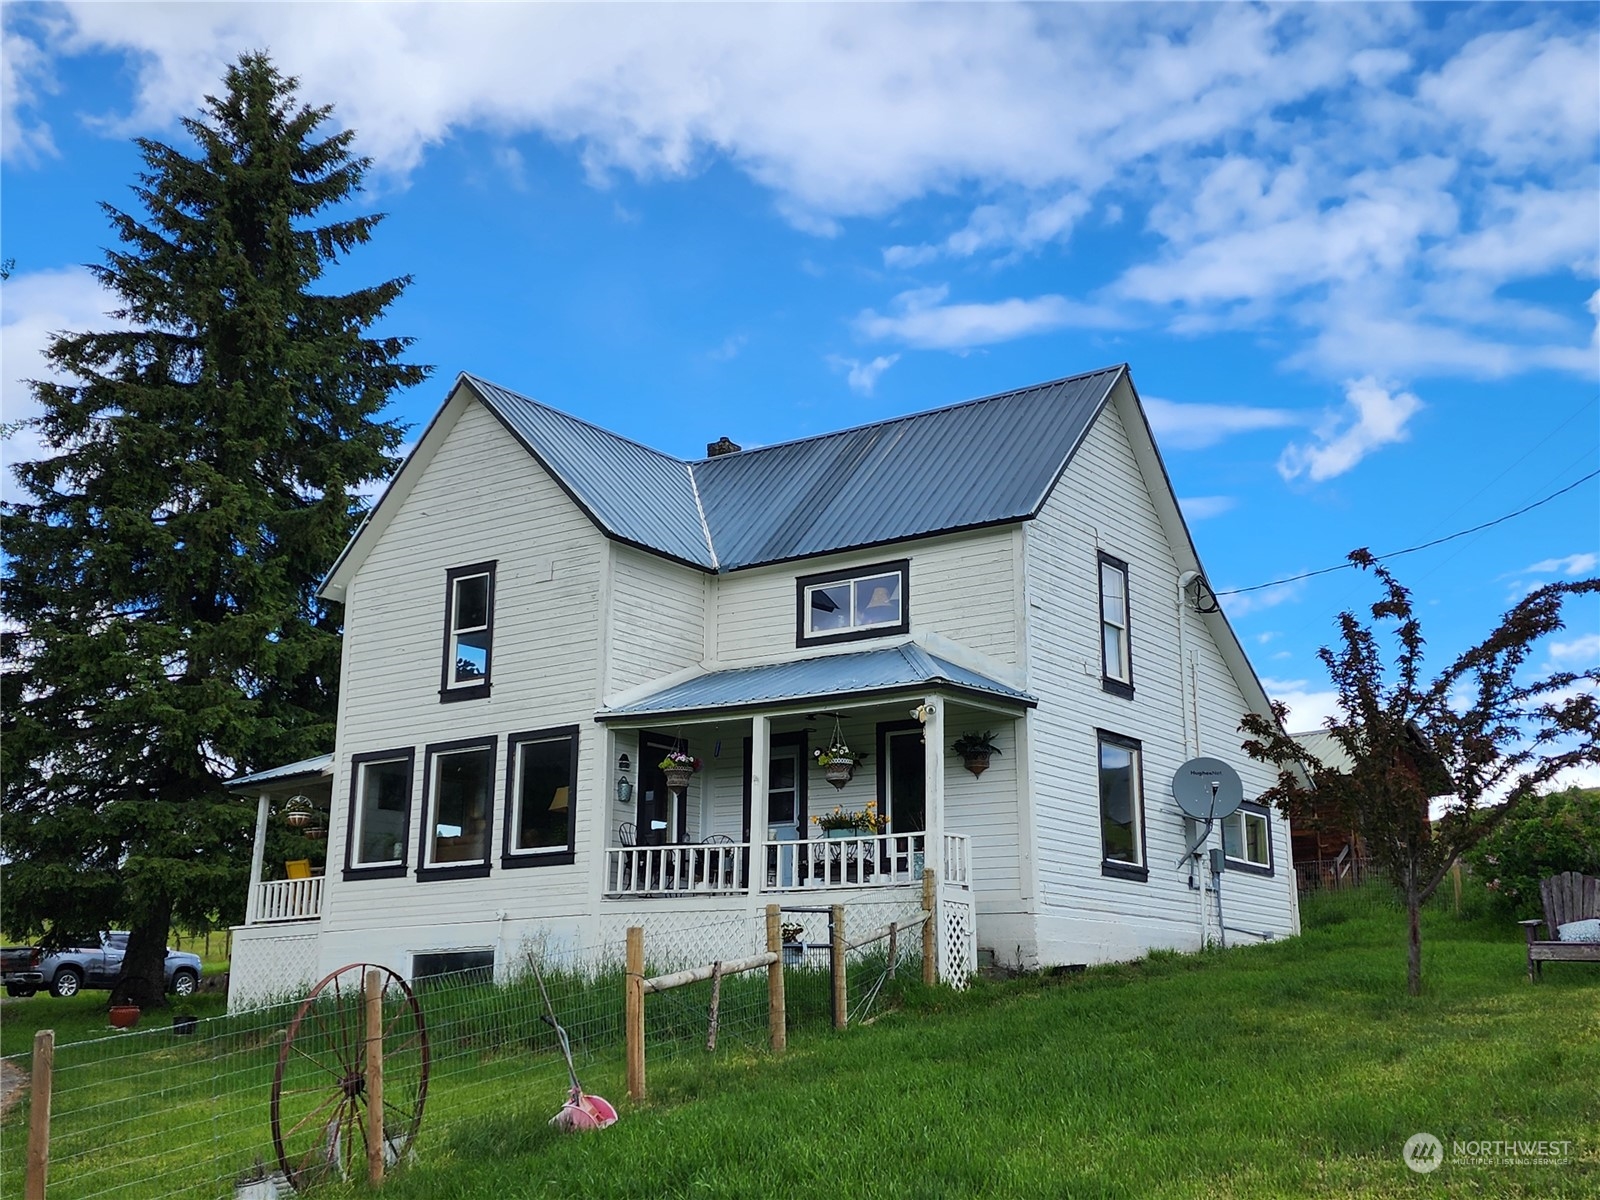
[3, 3, 1597, 777]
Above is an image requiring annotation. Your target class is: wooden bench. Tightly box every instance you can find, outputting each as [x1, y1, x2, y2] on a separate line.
[1518, 871, 1600, 981]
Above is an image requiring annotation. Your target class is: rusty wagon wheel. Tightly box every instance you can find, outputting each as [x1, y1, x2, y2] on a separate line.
[271, 962, 430, 1191]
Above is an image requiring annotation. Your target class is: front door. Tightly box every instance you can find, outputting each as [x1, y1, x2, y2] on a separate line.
[638, 732, 687, 847]
[879, 722, 927, 835]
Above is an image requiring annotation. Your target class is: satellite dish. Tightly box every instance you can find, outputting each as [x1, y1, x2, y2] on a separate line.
[1171, 757, 1243, 821]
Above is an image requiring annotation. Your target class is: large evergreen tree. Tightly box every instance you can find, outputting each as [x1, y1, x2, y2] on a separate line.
[1, 53, 429, 1007]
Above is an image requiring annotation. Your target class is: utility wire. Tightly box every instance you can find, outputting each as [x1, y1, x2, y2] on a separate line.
[1216, 469, 1600, 597]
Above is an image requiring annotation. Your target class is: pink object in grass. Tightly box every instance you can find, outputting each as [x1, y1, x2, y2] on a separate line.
[549, 1086, 617, 1132]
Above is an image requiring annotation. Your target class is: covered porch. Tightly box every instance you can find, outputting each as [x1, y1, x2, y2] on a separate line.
[596, 642, 1031, 915]
[225, 754, 335, 925]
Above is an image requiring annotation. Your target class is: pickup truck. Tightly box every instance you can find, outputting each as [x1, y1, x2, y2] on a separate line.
[6, 933, 202, 999]
[2, 945, 45, 996]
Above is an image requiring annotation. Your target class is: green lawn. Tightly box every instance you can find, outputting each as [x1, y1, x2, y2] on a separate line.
[2, 888, 1594, 1199]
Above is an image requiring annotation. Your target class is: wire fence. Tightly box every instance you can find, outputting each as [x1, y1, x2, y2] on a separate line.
[0, 902, 927, 1200]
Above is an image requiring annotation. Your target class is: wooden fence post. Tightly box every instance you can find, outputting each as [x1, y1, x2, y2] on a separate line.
[626, 926, 646, 1100]
[365, 968, 384, 1186]
[765, 905, 786, 1055]
[831, 904, 847, 1030]
[25, 1029, 52, 1200]
[922, 868, 937, 986]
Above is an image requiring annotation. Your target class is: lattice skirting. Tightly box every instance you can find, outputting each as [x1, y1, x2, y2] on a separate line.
[227, 927, 322, 1012]
[937, 891, 976, 987]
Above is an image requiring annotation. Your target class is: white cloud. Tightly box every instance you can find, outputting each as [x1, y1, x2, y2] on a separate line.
[1220, 577, 1307, 618]
[884, 193, 1090, 268]
[707, 335, 747, 363]
[1142, 396, 1301, 450]
[1277, 377, 1422, 482]
[1, 20, 61, 165]
[0, 266, 131, 500]
[826, 354, 899, 396]
[1546, 633, 1600, 666]
[1178, 495, 1236, 520]
[855, 284, 1121, 351]
[1519, 553, 1599, 577]
[1260, 677, 1345, 731]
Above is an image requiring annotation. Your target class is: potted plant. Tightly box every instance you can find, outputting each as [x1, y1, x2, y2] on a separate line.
[952, 730, 1002, 777]
[811, 801, 887, 838]
[659, 748, 701, 791]
[780, 921, 806, 966]
[108, 1003, 141, 1029]
[282, 794, 313, 828]
[813, 739, 864, 789]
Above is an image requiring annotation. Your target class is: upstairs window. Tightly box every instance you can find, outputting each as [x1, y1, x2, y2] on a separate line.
[503, 727, 579, 868]
[796, 559, 910, 646]
[1099, 552, 1133, 698]
[1223, 802, 1274, 875]
[441, 562, 496, 701]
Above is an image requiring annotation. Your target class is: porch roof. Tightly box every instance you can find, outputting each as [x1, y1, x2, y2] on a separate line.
[224, 753, 335, 790]
[596, 644, 1036, 722]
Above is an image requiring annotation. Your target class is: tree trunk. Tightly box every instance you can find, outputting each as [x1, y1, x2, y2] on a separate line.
[1405, 875, 1423, 998]
[111, 906, 172, 1010]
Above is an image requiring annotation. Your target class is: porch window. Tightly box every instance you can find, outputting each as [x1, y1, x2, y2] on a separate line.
[796, 559, 910, 646]
[441, 562, 496, 701]
[1099, 552, 1133, 698]
[1098, 731, 1147, 881]
[503, 727, 578, 868]
[1223, 802, 1273, 875]
[345, 749, 414, 877]
[419, 738, 496, 878]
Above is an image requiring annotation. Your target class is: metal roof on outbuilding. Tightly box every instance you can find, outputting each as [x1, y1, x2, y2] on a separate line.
[225, 754, 334, 789]
[596, 644, 1037, 722]
[460, 366, 1124, 573]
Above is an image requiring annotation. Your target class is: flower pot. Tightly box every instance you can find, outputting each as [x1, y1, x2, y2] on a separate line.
[961, 752, 991, 777]
[284, 809, 311, 827]
[825, 827, 857, 839]
[173, 1013, 199, 1036]
[664, 767, 693, 790]
[823, 761, 854, 789]
[782, 942, 804, 967]
[109, 1005, 141, 1029]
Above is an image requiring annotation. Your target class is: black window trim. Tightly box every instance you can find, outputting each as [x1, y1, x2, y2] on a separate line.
[1098, 550, 1134, 700]
[794, 558, 911, 648]
[343, 747, 416, 881]
[501, 725, 580, 869]
[1097, 729, 1148, 882]
[440, 561, 497, 703]
[1223, 799, 1276, 877]
[416, 735, 498, 881]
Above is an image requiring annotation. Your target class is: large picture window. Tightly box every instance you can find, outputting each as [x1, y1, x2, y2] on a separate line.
[795, 559, 910, 646]
[441, 562, 496, 701]
[1099, 551, 1133, 698]
[503, 727, 579, 868]
[1223, 802, 1273, 875]
[345, 749, 414, 878]
[1097, 731, 1147, 881]
[419, 738, 496, 878]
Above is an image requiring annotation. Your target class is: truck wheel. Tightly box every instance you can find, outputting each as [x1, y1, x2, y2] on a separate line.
[50, 967, 83, 998]
[170, 969, 199, 997]
[6, 984, 37, 998]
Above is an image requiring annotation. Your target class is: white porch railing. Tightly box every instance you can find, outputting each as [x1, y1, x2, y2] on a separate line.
[603, 834, 971, 897]
[251, 875, 325, 923]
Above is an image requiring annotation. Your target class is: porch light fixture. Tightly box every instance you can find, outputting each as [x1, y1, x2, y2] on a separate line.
[911, 703, 935, 723]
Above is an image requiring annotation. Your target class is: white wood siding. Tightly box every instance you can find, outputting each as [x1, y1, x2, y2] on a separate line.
[709, 531, 1020, 667]
[1024, 381, 1296, 965]
[319, 397, 611, 965]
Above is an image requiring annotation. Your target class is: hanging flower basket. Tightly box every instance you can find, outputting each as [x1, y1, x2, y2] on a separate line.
[664, 767, 694, 790]
[813, 723, 865, 791]
[659, 749, 701, 791]
[823, 761, 855, 789]
[952, 731, 1001, 778]
[283, 795, 314, 827]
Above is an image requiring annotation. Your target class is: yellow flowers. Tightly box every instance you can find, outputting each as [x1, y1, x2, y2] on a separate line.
[811, 800, 887, 832]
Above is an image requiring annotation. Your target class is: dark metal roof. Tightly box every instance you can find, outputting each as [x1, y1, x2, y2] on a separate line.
[465, 376, 717, 568]
[597, 644, 1036, 721]
[463, 366, 1124, 572]
[225, 754, 334, 790]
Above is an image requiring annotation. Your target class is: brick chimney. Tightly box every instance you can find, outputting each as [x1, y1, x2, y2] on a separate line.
[706, 436, 742, 458]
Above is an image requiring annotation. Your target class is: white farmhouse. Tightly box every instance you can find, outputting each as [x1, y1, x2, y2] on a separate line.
[226, 365, 1299, 1008]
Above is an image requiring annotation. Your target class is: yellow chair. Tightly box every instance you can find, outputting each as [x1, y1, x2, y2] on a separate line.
[284, 859, 312, 880]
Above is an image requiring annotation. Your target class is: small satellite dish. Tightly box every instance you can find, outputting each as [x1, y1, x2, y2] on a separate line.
[1171, 757, 1243, 821]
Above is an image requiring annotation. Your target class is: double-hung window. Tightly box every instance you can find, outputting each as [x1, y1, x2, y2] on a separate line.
[345, 749, 415, 878]
[1099, 552, 1133, 698]
[1223, 802, 1273, 875]
[441, 562, 496, 701]
[1097, 731, 1147, 881]
[419, 738, 496, 878]
[502, 727, 579, 868]
[796, 559, 910, 646]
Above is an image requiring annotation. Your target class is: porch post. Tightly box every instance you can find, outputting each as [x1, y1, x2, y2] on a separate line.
[245, 791, 270, 925]
[922, 694, 944, 889]
[751, 714, 771, 893]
